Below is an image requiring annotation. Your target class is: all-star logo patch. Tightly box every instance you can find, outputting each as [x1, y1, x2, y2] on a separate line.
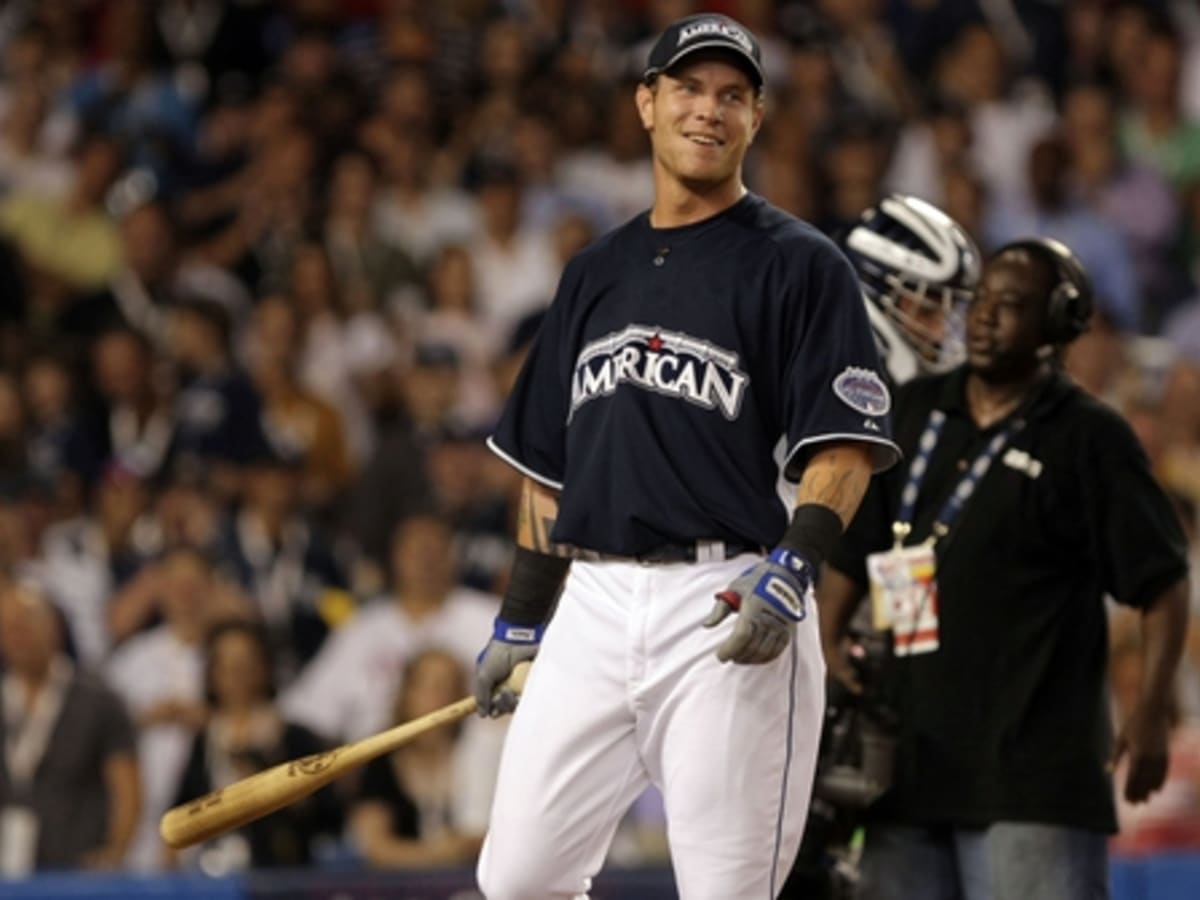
[833, 366, 890, 417]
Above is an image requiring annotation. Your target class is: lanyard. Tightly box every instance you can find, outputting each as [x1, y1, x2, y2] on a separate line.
[893, 409, 1025, 546]
[2, 657, 73, 791]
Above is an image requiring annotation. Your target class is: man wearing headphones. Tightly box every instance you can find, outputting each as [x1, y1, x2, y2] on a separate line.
[818, 238, 1191, 900]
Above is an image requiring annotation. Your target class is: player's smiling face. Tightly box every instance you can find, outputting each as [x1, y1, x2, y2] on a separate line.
[637, 57, 762, 190]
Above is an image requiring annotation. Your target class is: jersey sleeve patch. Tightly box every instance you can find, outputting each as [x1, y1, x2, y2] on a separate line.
[832, 366, 891, 417]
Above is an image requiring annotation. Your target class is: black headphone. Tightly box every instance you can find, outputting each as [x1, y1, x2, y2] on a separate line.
[996, 237, 1093, 345]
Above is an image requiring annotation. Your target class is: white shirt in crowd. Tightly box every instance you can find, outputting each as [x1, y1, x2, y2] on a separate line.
[106, 627, 205, 872]
[467, 228, 559, 343]
[281, 586, 497, 743]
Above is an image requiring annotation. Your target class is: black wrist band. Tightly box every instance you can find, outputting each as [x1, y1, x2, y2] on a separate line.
[499, 546, 572, 626]
[777, 503, 844, 569]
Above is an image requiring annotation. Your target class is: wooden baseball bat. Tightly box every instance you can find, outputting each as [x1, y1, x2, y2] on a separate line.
[159, 661, 531, 850]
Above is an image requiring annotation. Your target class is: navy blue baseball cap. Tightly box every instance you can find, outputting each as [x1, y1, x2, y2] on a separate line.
[643, 14, 765, 90]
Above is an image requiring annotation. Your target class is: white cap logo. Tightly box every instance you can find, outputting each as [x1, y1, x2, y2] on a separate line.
[678, 19, 753, 54]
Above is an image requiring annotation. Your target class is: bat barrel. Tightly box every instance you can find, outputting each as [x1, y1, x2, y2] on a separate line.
[159, 661, 529, 850]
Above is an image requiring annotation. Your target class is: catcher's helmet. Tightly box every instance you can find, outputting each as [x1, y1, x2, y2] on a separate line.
[845, 194, 981, 375]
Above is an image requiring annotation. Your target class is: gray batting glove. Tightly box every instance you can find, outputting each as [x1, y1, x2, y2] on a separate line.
[703, 548, 812, 664]
[474, 619, 542, 717]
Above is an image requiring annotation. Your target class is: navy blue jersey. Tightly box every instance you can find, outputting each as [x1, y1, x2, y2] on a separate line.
[490, 193, 899, 556]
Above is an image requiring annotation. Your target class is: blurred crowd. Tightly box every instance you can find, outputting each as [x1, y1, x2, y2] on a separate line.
[0, 0, 1199, 880]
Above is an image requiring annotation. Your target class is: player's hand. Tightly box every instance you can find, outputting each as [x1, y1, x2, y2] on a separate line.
[703, 549, 812, 665]
[1112, 702, 1171, 803]
[474, 619, 542, 717]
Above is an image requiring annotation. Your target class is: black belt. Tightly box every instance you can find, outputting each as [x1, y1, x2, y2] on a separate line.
[634, 540, 765, 563]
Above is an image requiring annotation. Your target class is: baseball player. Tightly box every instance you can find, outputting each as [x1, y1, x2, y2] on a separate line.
[472, 14, 899, 900]
[843, 193, 982, 386]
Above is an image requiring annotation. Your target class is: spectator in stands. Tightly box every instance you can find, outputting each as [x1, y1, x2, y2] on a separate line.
[171, 620, 340, 872]
[465, 159, 558, 342]
[934, 22, 1057, 205]
[809, 0, 917, 119]
[244, 295, 354, 515]
[86, 200, 251, 351]
[424, 427, 514, 595]
[282, 512, 495, 744]
[0, 131, 124, 323]
[885, 96, 974, 208]
[0, 580, 140, 875]
[342, 340, 466, 581]
[166, 293, 267, 502]
[349, 648, 495, 869]
[558, 80, 655, 227]
[144, 0, 273, 109]
[192, 122, 317, 294]
[813, 112, 891, 236]
[321, 149, 419, 309]
[106, 545, 252, 870]
[1064, 309, 1131, 408]
[939, 163, 989, 250]
[288, 240, 375, 467]
[372, 130, 479, 267]
[89, 326, 176, 483]
[0, 22, 77, 164]
[1062, 81, 1185, 328]
[38, 461, 157, 667]
[508, 110, 611, 235]
[0, 78, 72, 199]
[405, 242, 500, 428]
[1119, 20, 1200, 189]
[0, 372, 29, 487]
[149, 460, 222, 558]
[63, 0, 198, 189]
[213, 438, 350, 679]
[357, 67, 437, 163]
[20, 351, 98, 514]
[491, 309, 546, 403]
[985, 132, 1140, 331]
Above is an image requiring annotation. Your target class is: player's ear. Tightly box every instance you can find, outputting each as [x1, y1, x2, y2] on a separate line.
[635, 81, 655, 132]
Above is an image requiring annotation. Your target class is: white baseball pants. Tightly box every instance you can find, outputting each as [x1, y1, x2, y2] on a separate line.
[476, 555, 826, 900]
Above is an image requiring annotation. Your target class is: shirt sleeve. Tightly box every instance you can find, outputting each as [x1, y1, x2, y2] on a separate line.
[1081, 408, 1190, 608]
[95, 679, 138, 760]
[779, 241, 900, 480]
[487, 257, 582, 489]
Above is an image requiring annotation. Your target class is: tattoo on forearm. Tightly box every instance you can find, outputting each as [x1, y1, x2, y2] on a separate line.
[539, 516, 557, 551]
[518, 481, 574, 557]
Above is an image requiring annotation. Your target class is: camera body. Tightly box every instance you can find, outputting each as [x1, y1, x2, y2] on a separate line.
[816, 630, 898, 810]
[782, 630, 897, 900]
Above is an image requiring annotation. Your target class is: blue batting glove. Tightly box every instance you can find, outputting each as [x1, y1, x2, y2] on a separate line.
[474, 619, 543, 717]
[703, 548, 812, 664]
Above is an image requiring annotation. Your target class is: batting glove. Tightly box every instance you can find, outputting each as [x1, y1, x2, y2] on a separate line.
[703, 548, 812, 665]
[474, 619, 542, 717]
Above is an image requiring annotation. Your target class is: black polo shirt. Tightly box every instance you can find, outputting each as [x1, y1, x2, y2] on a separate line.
[830, 366, 1190, 832]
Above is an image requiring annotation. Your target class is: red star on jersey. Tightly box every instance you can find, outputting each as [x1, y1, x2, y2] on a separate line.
[647, 334, 664, 352]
